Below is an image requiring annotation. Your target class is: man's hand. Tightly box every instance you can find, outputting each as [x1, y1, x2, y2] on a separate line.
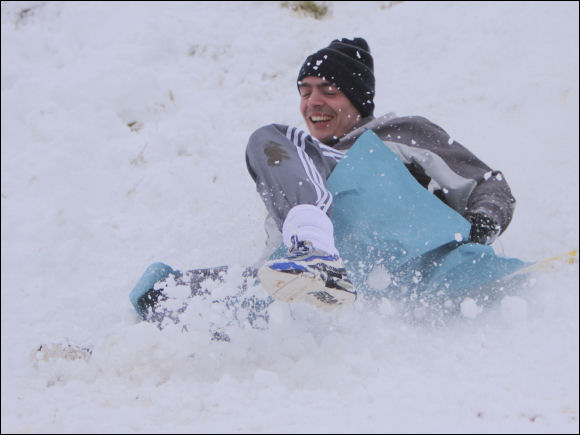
[465, 211, 501, 245]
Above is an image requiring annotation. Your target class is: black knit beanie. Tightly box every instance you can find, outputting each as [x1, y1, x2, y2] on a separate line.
[297, 37, 375, 118]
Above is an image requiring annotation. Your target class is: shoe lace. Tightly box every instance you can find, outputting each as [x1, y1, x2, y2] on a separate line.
[288, 235, 313, 258]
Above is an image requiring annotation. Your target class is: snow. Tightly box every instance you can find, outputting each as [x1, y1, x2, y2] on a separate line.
[1, 1, 578, 433]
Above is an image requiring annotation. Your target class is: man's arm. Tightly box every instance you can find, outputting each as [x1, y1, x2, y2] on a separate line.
[351, 115, 516, 244]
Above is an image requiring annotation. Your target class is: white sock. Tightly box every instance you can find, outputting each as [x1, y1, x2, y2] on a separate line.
[282, 204, 339, 256]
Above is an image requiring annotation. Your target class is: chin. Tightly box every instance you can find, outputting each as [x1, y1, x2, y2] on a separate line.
[308, 127, 335, 144]
[317, 135, 336, 145]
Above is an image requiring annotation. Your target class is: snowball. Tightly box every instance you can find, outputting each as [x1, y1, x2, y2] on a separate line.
[460, 298, 482, 319]
[366, 265, 392, 290]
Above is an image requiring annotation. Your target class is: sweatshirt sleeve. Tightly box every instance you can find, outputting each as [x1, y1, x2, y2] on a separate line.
[371, 116, 516, 235]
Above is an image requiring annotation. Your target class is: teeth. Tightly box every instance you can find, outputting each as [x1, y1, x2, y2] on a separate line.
[311, 115, 332, 122]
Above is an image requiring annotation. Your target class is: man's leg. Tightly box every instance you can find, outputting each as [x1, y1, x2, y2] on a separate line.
[245, 123, 339, 229]
[245, 124, 356, 307]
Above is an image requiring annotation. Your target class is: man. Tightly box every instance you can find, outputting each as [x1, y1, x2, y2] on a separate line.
[245, 38, 516, 308]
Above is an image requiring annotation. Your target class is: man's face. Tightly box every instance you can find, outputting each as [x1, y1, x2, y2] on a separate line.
[299, 76, 361, 144]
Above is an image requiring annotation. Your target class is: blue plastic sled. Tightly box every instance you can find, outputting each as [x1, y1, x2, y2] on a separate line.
[131, 130, 527, 317]
[326, 130, 526, 301]
[268, 129, 526, 302]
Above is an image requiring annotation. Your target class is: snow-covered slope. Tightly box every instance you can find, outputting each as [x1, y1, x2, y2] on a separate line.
[1, 1, 578, 432]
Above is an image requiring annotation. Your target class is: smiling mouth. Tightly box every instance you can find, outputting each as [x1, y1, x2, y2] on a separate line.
[309, 114, 333, 124]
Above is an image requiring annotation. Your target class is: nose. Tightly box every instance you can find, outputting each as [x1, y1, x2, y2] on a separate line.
[306, 88, 324, 107]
